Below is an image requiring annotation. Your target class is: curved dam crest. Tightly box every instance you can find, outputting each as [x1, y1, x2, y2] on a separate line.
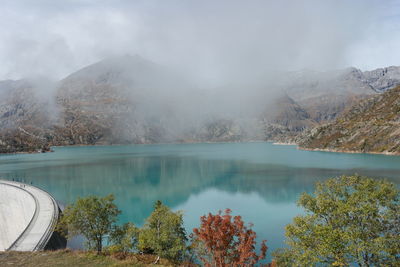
[0, 182, 36, 250]
[0, 180, 64, 251]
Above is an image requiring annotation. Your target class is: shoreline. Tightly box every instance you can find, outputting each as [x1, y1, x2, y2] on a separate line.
[272, 142, 297, 146]
[1, 141, 399, 157]
[0, 149, 53, 155]
[51, 139, 267, 148]
[297, 146, 400, 156]
[270, 141, 400, 156]
[0, 140, 267, 155]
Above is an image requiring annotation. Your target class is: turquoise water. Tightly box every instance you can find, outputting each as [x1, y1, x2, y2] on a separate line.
[0, 142, 399, 257]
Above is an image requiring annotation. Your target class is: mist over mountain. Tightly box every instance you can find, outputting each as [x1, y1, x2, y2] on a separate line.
[0, 53, 399, 153]
[0, 0, 399, 153]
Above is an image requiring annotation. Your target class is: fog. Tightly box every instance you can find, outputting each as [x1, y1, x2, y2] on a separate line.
[0, 0, 399, 142]
[0, 0, 397, 87]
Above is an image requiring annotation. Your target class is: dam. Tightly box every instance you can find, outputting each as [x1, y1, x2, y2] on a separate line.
[0, 180, 65, 251]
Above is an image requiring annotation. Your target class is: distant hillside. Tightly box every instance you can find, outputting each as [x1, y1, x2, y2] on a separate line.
[299, 86, 400, 154]
[262, 94, 316, 142]
[54, 55, 256, 144]
[54, 55, 172, 145]
[363, 66, 400, 92]
[0, 79, 56, 153]
[283, 67, 394, 123]
[1, 55, 400, 153]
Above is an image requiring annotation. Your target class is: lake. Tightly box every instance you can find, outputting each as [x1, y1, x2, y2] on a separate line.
[0, 142, 399, 258]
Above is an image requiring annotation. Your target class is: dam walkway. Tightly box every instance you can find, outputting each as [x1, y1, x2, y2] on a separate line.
[0, 180, 59, 251]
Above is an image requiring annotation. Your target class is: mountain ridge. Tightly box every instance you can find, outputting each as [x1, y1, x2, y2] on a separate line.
[1, 55, 400, 153]
[298, 86, 400, 154]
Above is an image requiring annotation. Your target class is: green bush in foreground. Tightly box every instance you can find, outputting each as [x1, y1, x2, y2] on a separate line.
[274, 175, 400, 266]
[58, 194, 121, 253]
[108, 222, 139, 253]
[138, 200, 188, 263]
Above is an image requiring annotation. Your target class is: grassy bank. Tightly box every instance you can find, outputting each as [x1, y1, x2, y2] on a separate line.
[0, 250, 180, 267]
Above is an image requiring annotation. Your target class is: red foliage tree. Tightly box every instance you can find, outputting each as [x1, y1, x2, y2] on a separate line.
[192, 209, 267, 267]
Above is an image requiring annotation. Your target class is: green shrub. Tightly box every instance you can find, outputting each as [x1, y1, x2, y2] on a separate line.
[138, 200, 187, 262]
[274, 175, 400, 266]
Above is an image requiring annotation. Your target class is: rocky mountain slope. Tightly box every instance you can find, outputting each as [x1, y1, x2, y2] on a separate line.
[363, 66, 400, 92]
[261, 94, 316, 142]
[284, 67, 384, 122]
[261, 66, 397, 142]
[0, 79, 56, 153]
[54, 55, 163, 145]
[1, 55, 400, 153]
[53, 55, 251, 145]
[299, 86, 400, 154]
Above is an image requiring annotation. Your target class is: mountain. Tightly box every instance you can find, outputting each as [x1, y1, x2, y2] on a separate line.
[363, 66, 400, 93]
[0, 79, 57, 153]
[298, 86, 400, 154]
[54, 55, 254, 145]
[0, 55, 255, 150]
[284, 68, 376, 122]
[261, 94, 315, 142]
[54, 55, 167, 145]
[1, 55, 400, 153]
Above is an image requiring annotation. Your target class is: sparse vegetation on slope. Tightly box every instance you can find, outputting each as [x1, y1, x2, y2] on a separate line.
[299, 86, 400, 154]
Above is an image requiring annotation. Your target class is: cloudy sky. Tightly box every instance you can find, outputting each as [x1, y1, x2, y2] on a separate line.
[0, 0, 399, 84]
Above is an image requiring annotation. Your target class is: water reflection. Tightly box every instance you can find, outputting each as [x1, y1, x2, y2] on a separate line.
[0, 143, 399, 254]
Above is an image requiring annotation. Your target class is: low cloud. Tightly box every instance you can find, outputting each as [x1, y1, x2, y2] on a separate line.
[0, 0, 397, 87]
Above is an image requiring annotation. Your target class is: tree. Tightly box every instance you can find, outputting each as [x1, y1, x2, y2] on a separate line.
[274, 175, 400, 266]
[192, 209, 267, 267]
[138, 200, 187, 262]
[108, 222, 139, 253]
[58, 194, 121, 253]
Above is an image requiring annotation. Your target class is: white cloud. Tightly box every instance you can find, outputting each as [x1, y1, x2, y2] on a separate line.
[0, 0, 398, 84]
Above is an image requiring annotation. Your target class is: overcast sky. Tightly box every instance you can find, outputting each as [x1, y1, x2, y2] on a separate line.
[0, 0, 399, 85]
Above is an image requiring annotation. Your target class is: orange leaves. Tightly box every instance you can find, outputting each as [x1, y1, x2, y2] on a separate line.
[192, 209, 267, 267]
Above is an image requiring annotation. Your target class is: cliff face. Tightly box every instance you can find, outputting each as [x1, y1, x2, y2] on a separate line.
[299, 86, 400, 154]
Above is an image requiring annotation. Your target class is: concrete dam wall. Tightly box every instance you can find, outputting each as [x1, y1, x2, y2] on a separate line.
[0, 180, 66, 251]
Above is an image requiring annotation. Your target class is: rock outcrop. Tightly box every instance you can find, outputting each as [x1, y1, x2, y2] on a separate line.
[363, 66, 400, 93]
